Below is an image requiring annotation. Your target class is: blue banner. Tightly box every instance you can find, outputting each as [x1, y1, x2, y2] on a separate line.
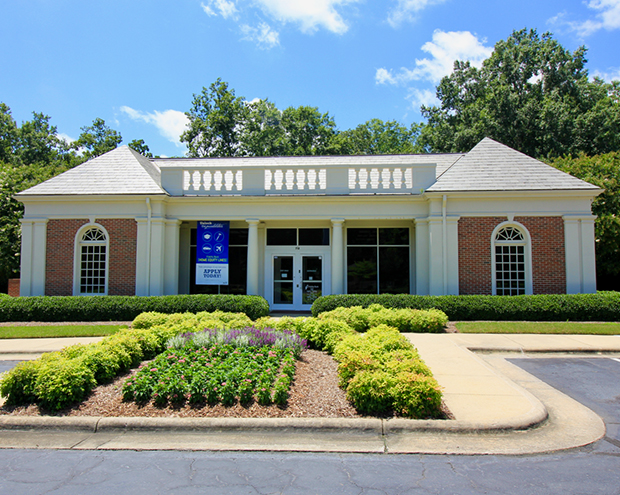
[196, 221, 229, 285]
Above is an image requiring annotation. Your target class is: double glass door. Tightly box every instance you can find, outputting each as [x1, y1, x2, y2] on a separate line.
[273, 254, 323, 310]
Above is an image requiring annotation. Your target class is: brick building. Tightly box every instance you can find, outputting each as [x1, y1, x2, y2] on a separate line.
[16, 138, 601, 310]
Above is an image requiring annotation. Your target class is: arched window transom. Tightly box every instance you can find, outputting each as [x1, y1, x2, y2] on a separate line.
[78, 227, 107, 294]
[494, 226, 527, 296]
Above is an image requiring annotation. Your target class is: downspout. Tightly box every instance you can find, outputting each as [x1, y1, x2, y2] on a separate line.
[146, 197, 152, 295]
[442, 194, 447, 295]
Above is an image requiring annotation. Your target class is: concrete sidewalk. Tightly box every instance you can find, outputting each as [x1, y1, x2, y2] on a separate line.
[0, 333, 618, 454]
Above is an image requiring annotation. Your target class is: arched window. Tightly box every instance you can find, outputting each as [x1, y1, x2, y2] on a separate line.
[75, 226, 108, 295]
[493, 224, 531, 296]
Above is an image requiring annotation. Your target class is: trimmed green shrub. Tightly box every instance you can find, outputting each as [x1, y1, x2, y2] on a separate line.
[0, 294, 270, 322]
[34, 358, 97, 411]
[318, 305, 448, 332]
[296, 315, 444, 419]
[312, 292, 620, 322]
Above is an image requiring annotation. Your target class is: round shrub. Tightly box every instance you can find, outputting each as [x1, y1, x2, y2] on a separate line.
[34, 358, 97, 411]
[389, 372, 443, 419]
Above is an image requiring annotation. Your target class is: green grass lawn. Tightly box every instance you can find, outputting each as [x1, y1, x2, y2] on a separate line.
[0, 325, 126, 339]
[455, 321, 620, 335]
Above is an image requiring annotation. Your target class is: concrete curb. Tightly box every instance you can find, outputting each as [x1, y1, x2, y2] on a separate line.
[0, 410, 547, 435]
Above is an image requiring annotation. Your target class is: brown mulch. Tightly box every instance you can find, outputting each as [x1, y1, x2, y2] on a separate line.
[2, 349, 363, 419]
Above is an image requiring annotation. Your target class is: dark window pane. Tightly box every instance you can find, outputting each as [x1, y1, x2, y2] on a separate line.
[267, 229, 297, 246]
[379, 228, 409, 245]
[299, 228, 330, 246]
[302, 256, 322, 281]
[347, 246, 377, 294]
[229, 228, 248, 245]
[379, 247, 410, 294]
[190, 228, 197, 245]
[347, 228, 377, 246]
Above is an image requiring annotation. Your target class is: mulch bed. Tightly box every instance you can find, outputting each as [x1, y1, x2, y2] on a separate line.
[2, 349, 364, 419]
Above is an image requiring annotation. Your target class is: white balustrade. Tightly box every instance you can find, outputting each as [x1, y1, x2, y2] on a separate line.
[163, 163, 431, 196]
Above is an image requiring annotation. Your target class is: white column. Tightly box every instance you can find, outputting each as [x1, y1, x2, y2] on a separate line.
[19, 218, 48, 296]
[246, 219, 260, 295]
[564, 215, 597, 294]
[135, 218, 148, 296]
[331, 219, 345, 295]
[446, 216, 460, 295]
[163, 219, 181, 295]
[415, 218, 430, 295]
[428, 217, 444, 295]
[149, 218, 166, 296]
[581, 216, 597, 293]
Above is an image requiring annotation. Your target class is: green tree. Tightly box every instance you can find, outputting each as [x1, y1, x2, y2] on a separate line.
[280, 106, 339, 156]
[550, 153, 620, 290]
[128, 138, 153, 157]
[420, 29, 620, 158]
[337, 119, 424, 155]
[240, 99, 286, 156]
[0, 103, 19, 164]
[181, 78, 249, 157]
[74, 118, 122, 159]
[0, 162, 69, 288]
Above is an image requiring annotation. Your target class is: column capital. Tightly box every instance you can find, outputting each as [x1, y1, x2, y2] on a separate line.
[331, 218, 345, 225]
[246, 218, 260, 226]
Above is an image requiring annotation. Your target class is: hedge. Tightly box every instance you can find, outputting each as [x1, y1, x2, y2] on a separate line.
[0, 294, 270, 322]
[311, 292, 620, 321]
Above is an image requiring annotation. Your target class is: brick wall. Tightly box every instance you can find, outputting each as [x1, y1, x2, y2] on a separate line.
[45, 219, 137, 296]
[7, 279, 20, 297]
[458, 216, 566, 295]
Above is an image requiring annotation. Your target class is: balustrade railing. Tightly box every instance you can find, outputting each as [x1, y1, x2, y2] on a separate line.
[160, 162, 436, 196]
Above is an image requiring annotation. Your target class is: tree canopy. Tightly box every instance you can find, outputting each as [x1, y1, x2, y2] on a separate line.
[73, 118, 123, 159]
[419, 29, 620, 158]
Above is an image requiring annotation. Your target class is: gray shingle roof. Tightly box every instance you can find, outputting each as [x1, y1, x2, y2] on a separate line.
[17, 146, 166, 196]
[427, 137, 599, 192]
[16, 138, 599, 197]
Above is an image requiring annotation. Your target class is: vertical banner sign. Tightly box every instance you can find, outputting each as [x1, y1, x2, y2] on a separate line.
[196, 221, 229, 285]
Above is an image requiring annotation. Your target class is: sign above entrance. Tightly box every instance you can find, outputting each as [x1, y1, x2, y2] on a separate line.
[196, 221, 229, 285]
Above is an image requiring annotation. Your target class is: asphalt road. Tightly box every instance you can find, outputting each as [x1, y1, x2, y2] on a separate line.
[0, 357, 619, 494]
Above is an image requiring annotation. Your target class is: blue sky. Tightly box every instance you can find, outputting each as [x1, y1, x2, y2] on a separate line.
[2, 0, 619, 157]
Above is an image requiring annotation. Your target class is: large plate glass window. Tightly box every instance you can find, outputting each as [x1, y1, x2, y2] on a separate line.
[346, 228, 410, 294]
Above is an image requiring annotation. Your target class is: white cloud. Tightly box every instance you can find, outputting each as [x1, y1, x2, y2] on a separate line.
[200, 0, 361, 48]
[387, 0, 448, 27]
[376, 30, 492, 85]
[120, 107, 189, 147]
[253, 0, 359, 34]
[57, 133, 75, 145]
[240, 22, 280, 49]
[592, 67, 620, 82]
[407, 88, 438, 108]
[551, 0, 620, 37]
[201, 0, 239, 20]
[375, 68, 397, 85]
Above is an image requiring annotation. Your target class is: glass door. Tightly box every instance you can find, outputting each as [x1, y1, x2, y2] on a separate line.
[271, 254, 323, 310]
[301, 256, 322, 305]
[273, 256, 294, 305]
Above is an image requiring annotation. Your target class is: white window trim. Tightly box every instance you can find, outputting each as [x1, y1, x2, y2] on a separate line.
[491, 221, 533, 296]
[73, 223, 110, 296]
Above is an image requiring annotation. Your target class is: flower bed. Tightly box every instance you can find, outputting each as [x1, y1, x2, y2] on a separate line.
[122, 344, 297, 407]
